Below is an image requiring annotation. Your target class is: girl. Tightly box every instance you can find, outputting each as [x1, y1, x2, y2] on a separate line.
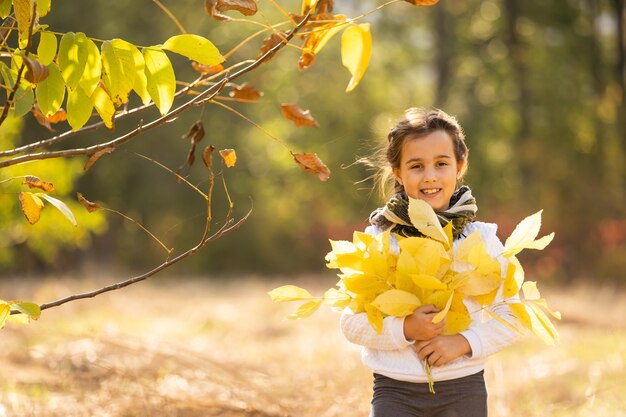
[340, 108, 522, 417]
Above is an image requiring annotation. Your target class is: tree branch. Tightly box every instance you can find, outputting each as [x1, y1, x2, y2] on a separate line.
[0, 12, 312, 168]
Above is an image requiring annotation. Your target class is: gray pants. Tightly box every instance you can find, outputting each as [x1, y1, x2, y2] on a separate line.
[369, 371, 488, 417]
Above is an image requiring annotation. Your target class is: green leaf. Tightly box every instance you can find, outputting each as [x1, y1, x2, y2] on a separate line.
[14, 84, 34, 117]
[0, 0, 12, 19]
[37, 193, 77, 226]
[10, 301, 41, 319]
[59, 32, 89, 91]
[37, 0, 51, 17]
[67, 86, 94, 130]
[79, 37, 102, 96]
[38, 31, 57, 66]
[35, 62, 66, 117]
[268, 285, 313, 302]
[101, 39, 136, 106]
[161, 34, 224, 66]
[143, 46, 175, 115]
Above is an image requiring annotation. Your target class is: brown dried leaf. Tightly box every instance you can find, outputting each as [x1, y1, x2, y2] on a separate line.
[281, 104, 320, 128]
[219, 149, 237, 168]
[404, 0, 439, 5]
[182, 121, 205, 144]
[292, 152, 330, 181]
[205, 0, 257, 21]
[23, 56, 49, 84]
[19, 192, 45, 224]
[258, 31, 288, 62]
[32, 104, 55, 132]
[202, 145, 216, 169]
[192, 62, 224, 75]
[84, 147, 115, 171]
[23, 175, 55, 192]
[77, 192, 101, 213]
[315, 0, 334, 14]
[228, 82, 263, 102]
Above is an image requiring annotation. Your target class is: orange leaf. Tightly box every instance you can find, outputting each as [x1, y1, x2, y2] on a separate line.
[77, 192, 101, 213]
[281, 104, 320, 128]
[219, 149, 237, 168]
[228, 82, 263, 102]
[202, 145, 216, 169]
[47, 108, 68, 123]
[23, 56, 49, 84]
[192, 62, 224, 75]
[23, 175, 55, 192]
[84, 147, 115, 171]
[204, 0, 257, 21]
[18, 192, 45, 224]
[297, 52, 315, 72]
[292, 152, 330, 181]
[258, 31, 288, 62]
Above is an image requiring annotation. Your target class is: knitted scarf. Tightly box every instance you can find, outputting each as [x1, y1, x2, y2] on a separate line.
[369, 185, 478, 240]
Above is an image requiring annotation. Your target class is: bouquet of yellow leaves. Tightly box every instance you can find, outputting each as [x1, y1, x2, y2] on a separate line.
[269, 198, 561, 346]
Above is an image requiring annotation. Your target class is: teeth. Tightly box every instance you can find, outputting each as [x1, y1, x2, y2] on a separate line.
[422, 189, 440, 195]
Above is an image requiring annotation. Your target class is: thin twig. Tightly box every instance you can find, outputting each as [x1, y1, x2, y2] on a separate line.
[153, 0, 188, 34]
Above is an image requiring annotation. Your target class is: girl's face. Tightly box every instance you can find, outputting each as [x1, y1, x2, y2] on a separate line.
[393, 130, 465, 211]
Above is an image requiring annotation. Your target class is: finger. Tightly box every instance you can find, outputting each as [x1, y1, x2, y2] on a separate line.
[417, 304, 440, 314]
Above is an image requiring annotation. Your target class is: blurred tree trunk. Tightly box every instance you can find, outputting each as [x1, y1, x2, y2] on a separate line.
[612, 0, 626, 152]
[433, 5, 452, 106]
[503, 0, 533, 187]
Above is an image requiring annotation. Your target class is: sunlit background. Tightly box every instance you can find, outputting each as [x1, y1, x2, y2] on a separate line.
[1, 0, 625, 415]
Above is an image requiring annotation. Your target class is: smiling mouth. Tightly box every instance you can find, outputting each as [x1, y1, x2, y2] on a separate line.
[421, 188, 442, 195]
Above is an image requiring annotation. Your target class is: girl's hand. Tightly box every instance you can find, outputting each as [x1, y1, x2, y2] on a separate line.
[403, 304, 445, 341]
[414, 335, 472, 366]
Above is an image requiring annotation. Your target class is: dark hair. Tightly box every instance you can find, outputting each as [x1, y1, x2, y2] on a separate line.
[374, 108, 469, 195]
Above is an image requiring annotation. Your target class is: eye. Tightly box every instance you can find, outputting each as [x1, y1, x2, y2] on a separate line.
[410, 163, 423, 170]
[436, 161, 449, 167]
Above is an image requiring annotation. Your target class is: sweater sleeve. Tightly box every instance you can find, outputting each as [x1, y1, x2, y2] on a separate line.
[340, 309, 414, 350]
[459, 222, 524, 359]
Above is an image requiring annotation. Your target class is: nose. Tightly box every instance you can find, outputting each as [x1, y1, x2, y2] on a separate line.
[424, 166, 437, 182]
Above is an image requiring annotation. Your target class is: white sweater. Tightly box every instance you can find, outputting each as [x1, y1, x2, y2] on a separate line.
[340, 221, 523, 383]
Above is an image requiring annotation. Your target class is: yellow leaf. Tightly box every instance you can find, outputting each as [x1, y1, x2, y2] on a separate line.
[101, 39, 136, 106]
[397, 237, 443, 276]
[484, 309, 523, 334]
[410, 274, 447, 290]
[503, 255, 524, 298]
[527, 304, 560, 345]
[59, 32, 89, 91]
[143, 46, 176, 115]
[341, 23, 372, 92]
[0, 302, 10, 329]
[38, 32, 57, 66]
[431, 291, 453, 323]
[38, 193, 77, 226]
[219, 148, 237, 167]
[521, 281, 541, 301]
[365, 302, 384, 333]
[323, 288, 352, 309]
[509, 303, 531, 330]
[67, 85, 94, 130]
[474, 287, 498, 306]
[162, 34, 224, 66]
[268, 285, 314, 302]
[442, 310, 472, 335]
[18, 191, 44, 224]
[92, 84, 115, 129]
[301, 0, 319, 14]
[407, 198, 450, 247]
[288, 300, 322, 319]
[8, 314, 30, 325]
[502, 210, 554, 257]
[533, 298, 561, 320]
[341, 274, 389, 295]
[371, 289, 421, 317]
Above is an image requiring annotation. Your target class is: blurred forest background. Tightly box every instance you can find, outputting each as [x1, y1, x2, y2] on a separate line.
[1, 0, 625, 284]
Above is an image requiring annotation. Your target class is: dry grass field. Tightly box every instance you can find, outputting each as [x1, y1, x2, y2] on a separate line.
[1, 275, 625, 417]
